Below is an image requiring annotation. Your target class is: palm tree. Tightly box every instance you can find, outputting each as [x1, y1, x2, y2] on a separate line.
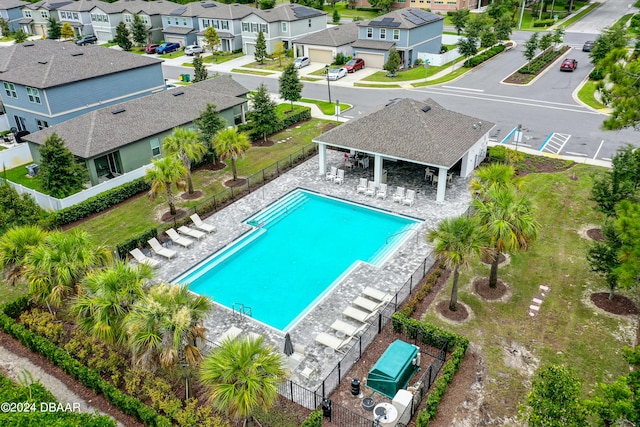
[470, 163, 518, 200]
[162, 127, 208, 195]
[473, 188, 540, 288]
[0, 225, 48, 285]
[23, 229, 112, 310]
[125, 283, 212, 398]
[428, 215, 484, 311]
[146, 155, 188, 216]
[70, 261, 152, 347]
[200, 335, 286, 426]
[213, 128, 251, 182]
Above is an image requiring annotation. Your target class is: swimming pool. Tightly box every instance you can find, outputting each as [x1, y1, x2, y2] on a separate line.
[175, 190, 420, 331]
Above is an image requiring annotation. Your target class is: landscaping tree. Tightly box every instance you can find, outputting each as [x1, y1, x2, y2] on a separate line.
[194, 103, 227, 165]
[13, 29, 28, 43]
[0, 181, 46, 236]
[254, 30, 267, 64]
[590, 24, 627, 66]
[368, 0, 394, 12]
[465, 14, 491, 40]
[163, 127, 208, 194]
[131, 14, 147, 46]
[39, 133, 88, 198]
[332, 8, 340, 24]
[494, 14, 513, 41]
[273, 41, 286, 67]
[60, 22, 74, 41]
[0, 18, 9, 38]
[114, 21, 132, 51]
[427, 215, 484, 311]
[587, 221, 621, 300]
[249, 83, 280, 143]
[279, 63, 303, 111]
[259, 0, 276, 9]
[384, 48, 401, 76]
[203, 25, 220, 53]
[145, 155, 187, 216]
[200, 335, 286, 427]
[469, 163, 518, 200]
[457, 36, 478, 65]
[480, 28, 497, 48]
[520, 365, 587, 426]
[600, 56, 640, 131]
[451, 9, 470, 35]
[613, 200, 640, 290]
[213, 128, 251, 182]
[523, 32, 539, 73]
[590, 145, 640, 217]
[552, 26, 564, 47]
[0, 225, 48, 285]
[538, 32, 554, 52]
[47, 17, 61, 39]
[192, 55, 208, 82]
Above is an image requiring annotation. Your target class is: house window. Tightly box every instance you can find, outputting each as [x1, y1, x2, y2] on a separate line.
[14, 116, 26, 132]
[40, 11, 48, 18]
[251, 23, 258, 32]
[24, 10, 31, 18]
[182, 18, 187, 26]
[213, 20, 219, 29]
[281, 22, 287, 32]
[3, 82, 17, 98]
[150, 138, 160, 157]
[72, 12, 78, 19]
[242, 22, 249, 32]
[141, 15, 148, 24]
[393, 29, 400, 40]
[26, 87, 41, 104]
[221, 20, 228, 30]
[36, 119, 48, 130]
[308, 18, 311, 27]
[259, 23, 267, 33]
[203, 19, 210, 28]
[124, 14, 132, 23]
[398, 0, 406, 3]
[380, 28, 386, 39]
[59, 11, 66, 19]
[366, 27, 373, 38]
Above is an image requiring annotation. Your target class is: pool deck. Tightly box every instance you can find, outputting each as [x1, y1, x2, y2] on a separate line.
[148, 149, 471, 388]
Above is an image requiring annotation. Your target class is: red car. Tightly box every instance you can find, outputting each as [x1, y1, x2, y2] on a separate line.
[344, 58, 365, 73]
[145, 44, 159, 54]
[560, 58, 578, 72]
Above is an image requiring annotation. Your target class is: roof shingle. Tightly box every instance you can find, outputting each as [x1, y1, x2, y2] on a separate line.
[293, 23, 357, 47]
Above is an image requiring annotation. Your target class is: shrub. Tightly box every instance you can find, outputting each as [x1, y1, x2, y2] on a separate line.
[532, 18, 555, 27]
[300, 409, 323, 427]
[2, 295, 31, 319]
[464, 44, 506, 68]
[18, 309, 64, 344]
[589, 68, 605, 80]
[116, 227, 158, 260]
[241, 106, 311, 142]
[334, 52, 347, 65]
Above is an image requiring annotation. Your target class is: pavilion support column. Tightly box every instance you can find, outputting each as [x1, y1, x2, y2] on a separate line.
[373, 154, 383, 188]
[318, 143, 327, 176]
[436, 167, 447, 203]
[240, 104, 246, 124]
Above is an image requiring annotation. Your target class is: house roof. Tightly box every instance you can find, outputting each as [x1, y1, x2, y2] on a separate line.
[23, 76, 249, 159]
[163, 26, 194, 35]
[357, 8, 443, 30]
[250, 3, 326, 23]
[165, 1, 252, 20]
[58, 0, 96, 13]
[90, 0, 177, 16]
[351, 39, 395, 50]
[24, 0, 72, 11]
[0, 0, 29, 10]
[314, 98, 494, 168]
[0, 39, 162, 89]
[17, 17, 32, 23]
[293, 23, 357, 47]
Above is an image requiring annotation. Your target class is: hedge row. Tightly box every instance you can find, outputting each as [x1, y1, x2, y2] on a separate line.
[464, 44, 506, 68]
[51, 177, 150, 227]
[116, 228, 159, 260]
[299, 409, 322, 427]
[532, 18, 556, 27]
[0, 297, 172, 427]
[240, 107, 311, 142]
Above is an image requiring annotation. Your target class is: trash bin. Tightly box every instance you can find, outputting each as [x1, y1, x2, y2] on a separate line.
[182, 73, 191, 82]
[382, 169, 388, 184]
[322, 398, 332, 419]
[351, 378, 361, 396]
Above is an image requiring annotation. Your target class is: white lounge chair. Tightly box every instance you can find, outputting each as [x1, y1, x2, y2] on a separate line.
[326, 166, 337, 182]
[393, 186, 405, 203]
[315, 332, 353, 353]
[365, 181, 376, 197]
[129, 248, 160, 269]
[178, 225, 206, 240]
[403, 189, 416, 206]
[343, 306, 378, 323]
[300, 365, 315, 379]
[334, 169, 345, 185]
[190, 213, 217, 233]
[291, 344, 306, 362]
[363, 287, 393, 303]
[214, 326, 243, 346]
[148, 238, 177, 259]
[330, 319, 367, 337]
[376, 183, 387, 200]
[353, 296, 387, 313]
[166, 228, 194, 248]
[356, 178, 368, 194]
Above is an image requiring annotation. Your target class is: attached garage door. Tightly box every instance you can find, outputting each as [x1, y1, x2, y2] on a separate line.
[356, 52, 385, 69]
[165, 36, 183, 46]
[308, 48, 333, 64]
[95, 31, 111, 43]
[245, 43, 255, 55]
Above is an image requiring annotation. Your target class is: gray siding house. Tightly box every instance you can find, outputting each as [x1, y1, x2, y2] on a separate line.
[20, 0, 72, 36]
[23, 76, 249, 186]
[0, 39, 164, 134]
[57, 0, 94, 37]
[353, 8, 443, 68]
[90, 0, 175, 44]
[292, 23, 358, 64]
[241, 4, 326, 55]
[160, 2, 202, 47]
[0, 0, 29, 34]
[195, 2, 253, 52]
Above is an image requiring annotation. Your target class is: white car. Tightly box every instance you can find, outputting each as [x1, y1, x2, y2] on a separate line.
[327, 67, 347, 81]
[185, 45, 204, 56]
[293, 56, 310, 69]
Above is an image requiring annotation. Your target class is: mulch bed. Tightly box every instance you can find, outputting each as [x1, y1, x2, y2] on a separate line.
[225, 178, 247, 188]
[252, 140, 275, 147]
[323, 123, 340, 133]
[590, 292, 639, 316]
[160, 208, 187, 222]
[473, 278, 508, 300]
[435, 300, 469, 322]
[180, 190, 203, 200]
[587, 228, 605, 242]
[502, 45, 570, 85]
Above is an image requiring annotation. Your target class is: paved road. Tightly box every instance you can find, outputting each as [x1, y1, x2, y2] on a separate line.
[566, 0, 637, 34]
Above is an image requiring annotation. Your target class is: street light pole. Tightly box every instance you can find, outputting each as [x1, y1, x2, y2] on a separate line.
[518, 0, 525, 29]
[325, 64, 331, 103]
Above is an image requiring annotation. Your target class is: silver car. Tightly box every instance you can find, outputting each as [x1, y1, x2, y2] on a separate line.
[293, 56, 311, 69]
[185, 45, 204, 56]
[327, 67, 347, 81]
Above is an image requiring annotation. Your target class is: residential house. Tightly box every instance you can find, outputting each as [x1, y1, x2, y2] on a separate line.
[56, 0, 97, 38]
[353, 8, 443, 68]
[0, 0, 29, 34]
[195, 2, 253, 52]
[292, 22, 358, 64]
[349, 0, 481, 12]
[0, 39, 164, 134]
[23, 76, 250, 186]
[241, 4, 326, 55]
[90, 0, 175, 44]
[19, 0, 72, 36]
[159, 1, 202, 47]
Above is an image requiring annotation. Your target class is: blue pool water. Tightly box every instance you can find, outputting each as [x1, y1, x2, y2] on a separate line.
[175, 190, 420, 331]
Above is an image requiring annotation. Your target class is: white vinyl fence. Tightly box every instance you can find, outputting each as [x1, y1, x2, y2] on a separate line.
[0, 143, 33, 170]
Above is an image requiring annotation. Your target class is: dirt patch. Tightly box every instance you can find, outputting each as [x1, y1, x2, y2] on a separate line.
[515, 155, 575, 176]
[180, 190, 203, 200]
[587, 228, 605, 242]
[159, 209, 187, 223]
[252, 140, 275, 147]
[590, 292, 639, 316]
[225, 178, 247, 188]
[473, 278, 508, 301]
[323, 122, 340, 133]
[194, 161, 226, 172]
[435, 300, 470, 322]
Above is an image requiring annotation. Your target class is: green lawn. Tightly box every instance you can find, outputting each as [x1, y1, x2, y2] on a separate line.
[204, 52, 244, 64]
[243, 57, 294, 71]
[3, 163, 48, 193]
[353, 83, 402, 88]
[299, 98, 351, 115]
[363, 66, 428, 82]
[323, 3, 380, 20]
[231, 68, 275, 76]
[159, 50, 185, 59]
[577, 80, 607, 110]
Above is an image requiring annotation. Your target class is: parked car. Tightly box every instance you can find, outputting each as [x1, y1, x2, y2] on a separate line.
[560, 58, 578, 72]
[293, 56, 310, 69]
[155, 42, 180, 54]
[327, 67, 347, 80]
[184, 45, 204, 56]
[582, 41, 594, 52]
[344, 58, 365, 73]
[145, 43, 159, 54]
[76, 34, 97, 46]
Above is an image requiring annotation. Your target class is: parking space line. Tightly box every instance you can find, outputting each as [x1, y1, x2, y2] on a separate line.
[538, 133, 554, 151]
[593, 140, 605, 160]
[565, 151, 588, 157]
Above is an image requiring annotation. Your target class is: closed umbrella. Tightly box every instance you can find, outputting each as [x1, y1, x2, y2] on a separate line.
[284, 333, 294, 357]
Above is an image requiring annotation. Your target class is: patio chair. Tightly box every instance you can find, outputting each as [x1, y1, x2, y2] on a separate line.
[356, 178, 368, 194]
[353, 296, 387, 313]
[392, 187, 405, 203]
[376, 183, 387, 200]
[343, 306, 378, 323]
[334, 169, 345, 185]
[326, 166, 337, 182]
[148, 238, 177, 259]
[213, 326, 243, 346]
[129, 248, 160, 269]
[166, 228, 194, 248]
[403, 189, 416, 206]
[300, 364, 316, 379]
[178, 225, 206, 240]
[314, 332, 353, 353]
[330, 319, 367, 337]
[291, 344, 306, 362]
[365, 181, 376, 197]
[363, 287, 393, 303]
[190, 213, 217, 233]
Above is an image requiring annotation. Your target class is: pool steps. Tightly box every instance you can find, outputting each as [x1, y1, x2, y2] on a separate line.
[249, 191, 310, 229]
